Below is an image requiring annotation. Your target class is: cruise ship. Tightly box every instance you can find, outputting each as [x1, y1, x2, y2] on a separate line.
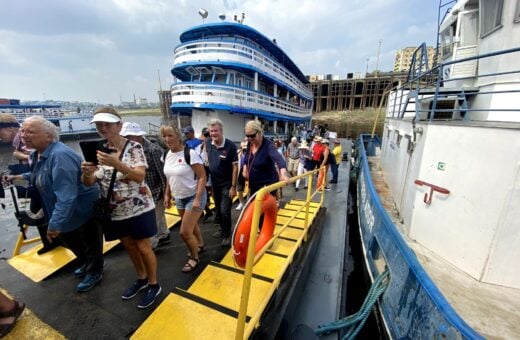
[169, 17, 313, 141]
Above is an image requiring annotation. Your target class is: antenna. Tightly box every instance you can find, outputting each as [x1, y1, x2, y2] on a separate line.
[240, 13, 245, 24]
[198, 8, 208, 24]
[218, 13, 226, 21]
[375, 39, 383, 76]
[157, 69, 162, 92]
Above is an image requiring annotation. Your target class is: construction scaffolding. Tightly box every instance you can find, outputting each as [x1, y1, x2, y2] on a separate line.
[309, 72, 407, 113]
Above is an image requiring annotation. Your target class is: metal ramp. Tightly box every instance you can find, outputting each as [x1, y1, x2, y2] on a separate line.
[131, 199, 321, 340]
[8, 213, 182, 283]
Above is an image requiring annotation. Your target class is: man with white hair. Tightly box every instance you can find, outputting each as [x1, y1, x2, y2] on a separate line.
[7, 116, 103, 292]
[286, 136, 300, 178]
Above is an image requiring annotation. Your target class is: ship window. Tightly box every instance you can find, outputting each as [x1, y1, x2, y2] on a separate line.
[396, 132, 402, 146]
[515, 0, 520, 23]
[480, 0, 504, 37]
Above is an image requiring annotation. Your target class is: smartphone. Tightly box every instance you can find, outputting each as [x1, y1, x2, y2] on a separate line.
[79, 140, 113, 165]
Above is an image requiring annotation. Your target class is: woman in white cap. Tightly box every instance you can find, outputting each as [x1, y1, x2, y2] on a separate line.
[81, 107, 161, 309]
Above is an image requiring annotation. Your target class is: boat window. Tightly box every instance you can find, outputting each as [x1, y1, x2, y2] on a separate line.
[440, 25, 454, 58]
[459, 11, 478, 46]
[480, 0, 504, 37]
[515, 0, 520, 23]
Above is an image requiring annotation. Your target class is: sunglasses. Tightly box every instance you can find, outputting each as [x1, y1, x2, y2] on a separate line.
[245, 132, 257, 139]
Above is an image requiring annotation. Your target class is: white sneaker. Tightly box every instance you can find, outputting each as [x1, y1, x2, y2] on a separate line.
[236, 203, 243, 211]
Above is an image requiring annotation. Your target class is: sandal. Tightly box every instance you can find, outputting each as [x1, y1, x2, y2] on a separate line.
[186, 244, 206, 257]
[0, 300, 25, 338]
[182, 257, 199, 273]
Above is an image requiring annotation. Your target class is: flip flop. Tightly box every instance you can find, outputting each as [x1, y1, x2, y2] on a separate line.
[0, 300, 25, 338]
[182, 257, 199, 273]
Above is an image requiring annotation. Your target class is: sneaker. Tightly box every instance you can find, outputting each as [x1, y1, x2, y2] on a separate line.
[74, 264, 86, 278]
[235, 203, 243, 211]
[121, 279, 149, 300]
[137, 284, 162, 309]
[157, 233, 171, 246]
[294, 187, 299, 192]
[212, 228, 222, 238]
[221, 237, 231, 247]
[76, 273, 102, 293]
[324, 187, 332, 191]
[202, 210, 213, 222]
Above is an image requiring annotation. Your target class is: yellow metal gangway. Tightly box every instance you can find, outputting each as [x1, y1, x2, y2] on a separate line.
[132, 168, 327, 339]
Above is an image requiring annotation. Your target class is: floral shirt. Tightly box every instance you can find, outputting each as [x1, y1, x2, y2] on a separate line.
[94, 140, 155, 221]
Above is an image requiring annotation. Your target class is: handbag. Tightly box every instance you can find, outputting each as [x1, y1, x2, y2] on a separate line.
[92, 140, 129, 229]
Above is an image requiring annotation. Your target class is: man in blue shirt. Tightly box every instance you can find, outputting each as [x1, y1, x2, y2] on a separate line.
[9, 116, 103, 293]
[205, 119, 238, 247]
[183, 126, 202, 150]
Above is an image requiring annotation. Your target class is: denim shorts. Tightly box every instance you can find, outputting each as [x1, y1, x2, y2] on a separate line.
[175, 191, 207, 212]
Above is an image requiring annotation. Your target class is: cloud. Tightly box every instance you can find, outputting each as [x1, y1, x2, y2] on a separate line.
[0, 0, 439, 103]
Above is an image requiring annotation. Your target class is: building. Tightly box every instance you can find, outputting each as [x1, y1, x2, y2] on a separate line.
[394, 46, 436, 72]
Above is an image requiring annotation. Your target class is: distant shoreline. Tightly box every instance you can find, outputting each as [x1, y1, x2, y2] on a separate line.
[118, 108, 162, 116]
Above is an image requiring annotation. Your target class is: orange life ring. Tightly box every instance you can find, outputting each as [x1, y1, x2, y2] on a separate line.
[232, 193, 278, 268]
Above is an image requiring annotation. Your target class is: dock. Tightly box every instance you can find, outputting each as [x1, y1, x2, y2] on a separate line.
[0, 144, 352, 339]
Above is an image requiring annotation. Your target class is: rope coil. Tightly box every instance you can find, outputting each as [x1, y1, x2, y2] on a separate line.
[315, 268, 390, 340]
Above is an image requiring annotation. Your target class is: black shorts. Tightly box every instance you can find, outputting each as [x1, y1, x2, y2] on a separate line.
[104, 209, 157, 241]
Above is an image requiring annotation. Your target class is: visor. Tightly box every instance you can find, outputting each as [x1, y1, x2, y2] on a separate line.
[90, 113, 121, 123]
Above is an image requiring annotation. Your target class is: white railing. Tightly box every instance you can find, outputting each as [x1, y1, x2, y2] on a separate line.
[171, 83, 312, 118]
[174, 40, 313, 99]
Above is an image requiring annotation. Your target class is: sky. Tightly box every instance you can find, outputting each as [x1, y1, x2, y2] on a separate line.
[0, 0, 440, 104]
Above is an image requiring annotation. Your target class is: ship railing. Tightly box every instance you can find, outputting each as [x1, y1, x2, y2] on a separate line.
[170, 83, 312, 117]
[388, 46, 520, 122]
[174, 40, 313, 99]
[233, 167, 326, 340]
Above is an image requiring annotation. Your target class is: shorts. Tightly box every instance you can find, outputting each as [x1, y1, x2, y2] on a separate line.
[237, 172, 246, 192]
[104, 209, 157, 241]
[287, 158, 299, 173]
[175, 191, 207, 212]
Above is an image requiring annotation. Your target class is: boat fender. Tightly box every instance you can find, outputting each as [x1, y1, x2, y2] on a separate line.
[232, 192, 277, 268]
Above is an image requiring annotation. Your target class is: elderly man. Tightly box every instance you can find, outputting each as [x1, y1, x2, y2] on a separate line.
[120, 122, 169, 249]
[286, 137, 300, 178]
[205, 118, 238, 247]
[8, 116, 103, 292]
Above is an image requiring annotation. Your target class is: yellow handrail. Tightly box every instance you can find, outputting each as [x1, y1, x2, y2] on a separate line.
[234, 167, 326, 340]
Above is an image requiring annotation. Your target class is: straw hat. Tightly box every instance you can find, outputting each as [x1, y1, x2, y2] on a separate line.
[299, 141, 309, 149]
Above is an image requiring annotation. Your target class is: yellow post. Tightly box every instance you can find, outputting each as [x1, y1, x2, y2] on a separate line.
[304, 171, 314, 242]
[235, 188, 266, 340]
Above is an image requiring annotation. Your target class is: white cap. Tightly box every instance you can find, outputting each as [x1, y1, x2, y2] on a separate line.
[120, 122, 146, 136]
[90, 112, 121, 123]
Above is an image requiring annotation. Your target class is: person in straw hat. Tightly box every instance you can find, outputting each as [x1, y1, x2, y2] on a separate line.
[295, 140, 312, 191]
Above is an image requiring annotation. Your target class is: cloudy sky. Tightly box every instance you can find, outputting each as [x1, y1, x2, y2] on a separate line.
[0, 0, 439, 104]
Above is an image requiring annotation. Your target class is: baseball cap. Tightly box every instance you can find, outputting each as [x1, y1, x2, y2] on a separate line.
[182, 126, 194, 134]
[120, 122, 146, 136]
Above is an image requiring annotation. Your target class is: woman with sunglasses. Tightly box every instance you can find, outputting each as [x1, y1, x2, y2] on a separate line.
[242, 120, 289, 197]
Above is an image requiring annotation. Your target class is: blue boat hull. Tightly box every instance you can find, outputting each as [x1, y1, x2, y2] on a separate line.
[355, 134, 482, 339]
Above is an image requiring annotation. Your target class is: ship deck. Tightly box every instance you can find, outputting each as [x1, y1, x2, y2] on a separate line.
[368, 155, 520, 339]
[0, 155, 352, 339]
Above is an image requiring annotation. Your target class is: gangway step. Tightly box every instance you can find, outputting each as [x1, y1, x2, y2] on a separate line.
[131, 289, 243, 340]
